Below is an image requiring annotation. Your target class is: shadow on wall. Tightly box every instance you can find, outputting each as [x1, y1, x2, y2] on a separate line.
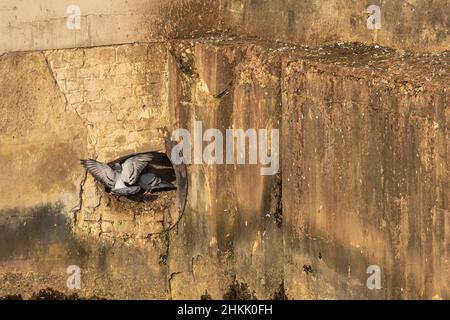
[0, 203, 86, 263]
[0, 202, 170, 299]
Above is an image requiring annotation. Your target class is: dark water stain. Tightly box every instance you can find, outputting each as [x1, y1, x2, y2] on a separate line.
[286, 10, 296, 33]
[200, 290, 212, 300]
[0, 288, 105, 300]
[271, 282, 289, 300]
[0, 202, 168, 299]
[302, 264, 313, 274]
[223, 276, 257, 300]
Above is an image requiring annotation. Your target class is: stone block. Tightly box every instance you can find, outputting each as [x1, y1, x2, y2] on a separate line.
[116, 45, 148, 64]
[84, 47, 116, 66]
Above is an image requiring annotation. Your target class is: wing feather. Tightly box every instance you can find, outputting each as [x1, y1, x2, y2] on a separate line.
[80, 159, 116, 188]
[138, 173, 159, 190]
[121, 153, 153, 185]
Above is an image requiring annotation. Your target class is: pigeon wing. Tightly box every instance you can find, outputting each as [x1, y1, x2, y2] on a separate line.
[138, 173, 160, 190]
[139, 173, 175, 191]
[80, 159, 116, 188]
[121, 153, 153, 185]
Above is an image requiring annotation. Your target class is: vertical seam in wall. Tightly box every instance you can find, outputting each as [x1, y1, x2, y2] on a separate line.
[42, 49, 94, 228]
[43, 52, 70, 112]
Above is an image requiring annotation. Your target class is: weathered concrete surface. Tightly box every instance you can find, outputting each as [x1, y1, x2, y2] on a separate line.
[0, 203, 168, 299]
[221, 0, 450, 52]
[0, 0, 220, 54]
[167, 41, 283, 299]
[3, 0, 448, 55]
[0, 43, 172, 298]
[282, 44, 449, 299]
[0, 51, 85, 211]
[0, 37, 448, 299]
[165, 40, 448, 299]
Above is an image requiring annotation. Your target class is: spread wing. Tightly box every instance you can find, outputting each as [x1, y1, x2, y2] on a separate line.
[121, 153, 153, 185]
[80, 159, 116, 188]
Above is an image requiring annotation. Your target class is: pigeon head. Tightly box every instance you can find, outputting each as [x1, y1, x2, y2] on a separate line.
[112, 163, 122, 172]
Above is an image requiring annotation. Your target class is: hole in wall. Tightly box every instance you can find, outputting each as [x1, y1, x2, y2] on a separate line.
[105, 151, 177, 203]
[96, 136, 188, 233]
[79, 131, 188, 238]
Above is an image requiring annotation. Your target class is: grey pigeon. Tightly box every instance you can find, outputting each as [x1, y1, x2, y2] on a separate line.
[138, 172, 175, 195]
[80, 153, 154, 196]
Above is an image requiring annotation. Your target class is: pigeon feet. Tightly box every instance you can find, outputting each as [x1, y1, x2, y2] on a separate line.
[143, 191, 153, 196]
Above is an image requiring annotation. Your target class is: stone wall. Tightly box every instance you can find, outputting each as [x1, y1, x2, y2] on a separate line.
[0, 43, 171, 299]
[45, 43, 167, 163]
[1, 39, 448, 300]
[43, 42, 171, 239]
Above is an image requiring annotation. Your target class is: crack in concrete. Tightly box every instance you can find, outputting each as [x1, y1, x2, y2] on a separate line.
[43, 50, 99, 232]
[214, 80, 234, 99]
[167, 271, 182, 299]
[43, 53, 69, 112]
[73, 170, 88, 228]
[43, 50, 91, 127]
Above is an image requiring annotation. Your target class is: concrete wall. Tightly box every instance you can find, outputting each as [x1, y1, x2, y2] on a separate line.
[282, 44, 449, 299]
[221, 0, 450, 52]
[165, 41, 449, 299]
[166, 41, 284, 299]
[0, 0, 220, 54]
[2, 0, 448, 54]
[0, 0, 448, 300]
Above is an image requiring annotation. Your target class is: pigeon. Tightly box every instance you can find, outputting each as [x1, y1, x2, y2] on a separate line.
[80, 153, 154, 196]
[138, 172, 175, 196]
